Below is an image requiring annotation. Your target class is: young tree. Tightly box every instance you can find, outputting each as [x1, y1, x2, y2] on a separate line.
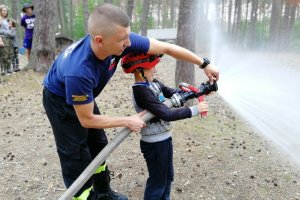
[70, 0, 74, 39]
[126, 0, 134, 20]
[162, 0, 169, 28]
[175, 0, 196, 95]
[269, 0, 282, 50]
[248, 0, 258, 48]
[157, 0, 162, 28]
[227, 0, 233, 34]
[232, 0, 242, 44]
[140, 0, 150, 36]
[57, 0, 66, 34]
[28, 0, 56, 72]
[82, 0, 89, 34]
[11, 0, 18, 21]
[170, 0, 176, 27]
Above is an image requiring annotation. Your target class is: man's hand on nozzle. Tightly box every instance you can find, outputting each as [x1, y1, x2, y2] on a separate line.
[125, 113, 146, 132]
[204, 64, 219, 84]
[197, 101, 209, 113]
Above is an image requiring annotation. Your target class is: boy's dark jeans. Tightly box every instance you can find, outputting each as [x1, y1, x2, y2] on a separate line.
[42, 88, 109, 196]
[140, 137, 174, 200]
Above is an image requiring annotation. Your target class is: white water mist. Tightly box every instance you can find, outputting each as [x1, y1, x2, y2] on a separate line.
[217, 52, 300, 165]
[199, 1, 300, 166]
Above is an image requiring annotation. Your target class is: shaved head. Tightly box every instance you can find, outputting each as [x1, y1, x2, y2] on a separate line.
[88, 4, 130, 37]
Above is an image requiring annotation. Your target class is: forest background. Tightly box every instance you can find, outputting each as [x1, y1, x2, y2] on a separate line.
[1, 0, 300, 52]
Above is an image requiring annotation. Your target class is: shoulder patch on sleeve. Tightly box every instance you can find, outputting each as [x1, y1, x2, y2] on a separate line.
[72, 94, 89, 102]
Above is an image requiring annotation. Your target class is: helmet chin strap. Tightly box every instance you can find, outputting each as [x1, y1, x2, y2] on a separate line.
[137, 68, 149, 83]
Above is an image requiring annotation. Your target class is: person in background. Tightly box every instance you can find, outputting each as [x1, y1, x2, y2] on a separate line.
[0, 5, 14, 75]
[9, 19, 20, 72]
[0, 4, 4, 47]
[20, 3, 35, 61]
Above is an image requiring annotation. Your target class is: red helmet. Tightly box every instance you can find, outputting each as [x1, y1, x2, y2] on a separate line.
[121, 53, 162, 73]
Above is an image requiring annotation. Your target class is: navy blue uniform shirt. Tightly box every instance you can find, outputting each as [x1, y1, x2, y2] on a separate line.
[43, 32, 150, 105]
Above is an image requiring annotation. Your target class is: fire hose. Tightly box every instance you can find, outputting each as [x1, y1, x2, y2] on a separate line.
[58, 81, 218, 200]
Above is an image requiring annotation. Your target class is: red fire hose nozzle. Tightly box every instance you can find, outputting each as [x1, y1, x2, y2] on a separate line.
[179, 82, 208, 118]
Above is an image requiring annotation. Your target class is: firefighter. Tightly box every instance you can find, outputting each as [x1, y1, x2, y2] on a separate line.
[43, 4, 219, 200]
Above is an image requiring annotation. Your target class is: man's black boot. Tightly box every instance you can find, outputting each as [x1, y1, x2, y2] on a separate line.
[88, 187, 128, 200]
[91, 167, 128, 200]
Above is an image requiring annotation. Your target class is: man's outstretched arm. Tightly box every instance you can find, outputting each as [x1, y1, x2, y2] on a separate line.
[147, 38, 219, 83]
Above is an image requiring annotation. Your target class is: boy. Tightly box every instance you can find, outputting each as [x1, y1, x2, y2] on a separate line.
[21, 3, 35, 61]
[121, 53, 208, 200]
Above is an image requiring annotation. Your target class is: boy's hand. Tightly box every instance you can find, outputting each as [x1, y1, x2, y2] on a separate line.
[196, 101, 208, 113]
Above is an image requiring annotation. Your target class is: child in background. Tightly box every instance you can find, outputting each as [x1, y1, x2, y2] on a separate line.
[21, 3, 35, 61]
[121, 53, 208, 200]
[0, 5, 14, 75]
[9, 19, 20, 72]
[0, 4, 3, 47]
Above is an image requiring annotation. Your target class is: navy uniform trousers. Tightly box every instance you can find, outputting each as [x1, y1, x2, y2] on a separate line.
[43, 87, 109, 197]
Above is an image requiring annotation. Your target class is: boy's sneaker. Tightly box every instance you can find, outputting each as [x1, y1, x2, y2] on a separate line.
[14, 68, 20, 72]
[88, 187, 128, 200]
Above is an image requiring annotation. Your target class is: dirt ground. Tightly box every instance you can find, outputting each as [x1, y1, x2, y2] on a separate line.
[0, 54, 300, 200]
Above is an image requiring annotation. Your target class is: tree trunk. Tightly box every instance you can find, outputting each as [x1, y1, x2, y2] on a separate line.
[126, 0, 134, 21]
[11, 0, 18, 21]
[227, 0, 233, 34]
[221, 0, 225, 31]
[289, 3, 297, 32]
[149, 0, 154, 19]
[248, 0, 258, 48]
[57, 0, 66, 34]
[246, 0, 250, 22]
[162, 0, 168, 28]
[232, 0, 242, 43]
[281, 2, 291, 49]
[269, 0, 282, 50]
[28, 0, 56, 72]
[140, 0, 150, 36]
[175, 0, 196, 101]
[82, 0, 89, 35]
[170, 0, 176, 28]
[70, 0, 74, 39]
[157, 0, 161, 28]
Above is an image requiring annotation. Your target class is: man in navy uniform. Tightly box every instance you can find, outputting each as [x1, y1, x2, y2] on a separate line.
[43, 4, 219, 200]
